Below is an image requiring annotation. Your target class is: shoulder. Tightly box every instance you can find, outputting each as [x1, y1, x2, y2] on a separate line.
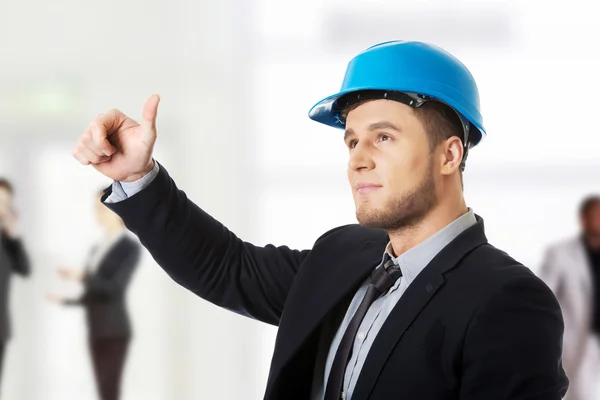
[545, 236, 582, 255]
[460, 246, 568, 397]
[462, 243, 560, 315]
[313, 224, 387, 250]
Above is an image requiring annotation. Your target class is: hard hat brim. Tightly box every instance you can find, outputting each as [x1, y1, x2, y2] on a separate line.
[308, 88, 486, 146]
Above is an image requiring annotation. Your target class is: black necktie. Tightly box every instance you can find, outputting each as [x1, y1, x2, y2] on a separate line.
[324, 256, 403, 400]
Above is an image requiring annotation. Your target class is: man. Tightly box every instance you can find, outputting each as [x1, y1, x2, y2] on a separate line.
[540, 195, 600, 400]
[0, 178, 30, 387]
[48, 190, 141, 400]
[72, 41, 568, 399]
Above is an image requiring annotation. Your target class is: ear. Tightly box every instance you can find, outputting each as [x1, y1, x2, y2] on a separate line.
[439, 136, 464, 176]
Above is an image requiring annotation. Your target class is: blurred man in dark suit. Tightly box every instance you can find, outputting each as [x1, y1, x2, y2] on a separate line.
[0, 178, 31, 387]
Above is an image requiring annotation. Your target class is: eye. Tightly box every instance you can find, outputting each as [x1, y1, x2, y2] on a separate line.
[378, 133, 392, 142]
[348, 140, 358, 149]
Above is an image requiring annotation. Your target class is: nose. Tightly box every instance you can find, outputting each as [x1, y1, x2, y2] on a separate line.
[348, 142, 375, 171]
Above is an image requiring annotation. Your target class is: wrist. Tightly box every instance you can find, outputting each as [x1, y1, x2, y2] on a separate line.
[122, 159, 155, 183]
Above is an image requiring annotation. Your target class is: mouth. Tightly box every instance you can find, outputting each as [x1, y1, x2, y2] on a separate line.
[356, 184, 382, 195]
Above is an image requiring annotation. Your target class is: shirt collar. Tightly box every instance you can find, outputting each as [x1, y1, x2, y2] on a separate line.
[380, 209, 477, 286]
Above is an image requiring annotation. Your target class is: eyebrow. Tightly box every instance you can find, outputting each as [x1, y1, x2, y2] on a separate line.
[343, 121, 401, 142]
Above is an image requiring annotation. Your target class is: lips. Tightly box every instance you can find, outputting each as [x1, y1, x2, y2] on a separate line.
[356, 183, 382, 194]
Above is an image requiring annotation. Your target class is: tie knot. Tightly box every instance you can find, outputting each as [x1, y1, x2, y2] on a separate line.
[383, 256, 396, 270]
[370, 256, 402, 295]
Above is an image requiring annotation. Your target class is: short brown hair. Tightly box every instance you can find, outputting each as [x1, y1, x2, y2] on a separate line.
[413, 101, 465, 152]
[0, 178, 13, 195]
[580, 195, 600, 216]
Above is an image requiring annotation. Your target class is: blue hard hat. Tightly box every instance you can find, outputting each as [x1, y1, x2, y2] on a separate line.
[308, 40, 485, 147]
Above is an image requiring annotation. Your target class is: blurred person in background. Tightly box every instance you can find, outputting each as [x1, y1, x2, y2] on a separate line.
[540, 195, 600, 400]
[48, 189, 141, 400]
[72, 41, 567, 399]
[0, 178, 30, 388]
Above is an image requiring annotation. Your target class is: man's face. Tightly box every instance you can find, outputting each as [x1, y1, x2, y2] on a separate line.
[0, 187, 12, 221]
[345, 99, 438, 230]
[583, 202, 600, 238]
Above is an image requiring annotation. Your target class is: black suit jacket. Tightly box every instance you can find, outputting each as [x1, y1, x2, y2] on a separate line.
[66, 235, 141, 339]
[0, 233, 30, 341]
[104, 164, 569, 399]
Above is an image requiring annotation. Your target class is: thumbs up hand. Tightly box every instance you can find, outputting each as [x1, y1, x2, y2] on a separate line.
[73, 94, 160, 182]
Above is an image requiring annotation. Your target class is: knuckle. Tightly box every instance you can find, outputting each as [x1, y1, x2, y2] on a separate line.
[81, 134, 93, 147]
[90, 153, 104, 163]
[104, 108, 120, 118]
[73, 153, 89, 165]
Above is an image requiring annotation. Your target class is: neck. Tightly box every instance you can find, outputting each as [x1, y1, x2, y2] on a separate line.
[387, 198, 468, 257]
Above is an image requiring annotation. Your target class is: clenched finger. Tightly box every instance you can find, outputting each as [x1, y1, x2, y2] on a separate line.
[81, 133, 109, 157]
[72, 148, 91, 165]
[88, 121, 115, 157]
[73, 144, 111, 165]
[97, 109, 126, 133]
[95, 110, 125, 154]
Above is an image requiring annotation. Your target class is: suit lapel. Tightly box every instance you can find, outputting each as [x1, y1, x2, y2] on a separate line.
[351, 218, 488, 400]
[88, 236, 127, 276]
[270, 236, 386, 382]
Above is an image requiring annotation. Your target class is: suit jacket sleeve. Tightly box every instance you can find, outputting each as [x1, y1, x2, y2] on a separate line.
[459, 271, 569, 400]
[102, 163, 312, 326]
[1, 234, 31, 277]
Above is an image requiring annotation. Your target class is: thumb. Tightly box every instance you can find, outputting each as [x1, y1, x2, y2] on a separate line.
[140, 94, 160, 142]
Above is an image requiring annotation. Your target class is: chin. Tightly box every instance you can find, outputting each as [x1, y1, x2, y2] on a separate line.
[356, 218, 387, 229]
[355, 208, 385, 228]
